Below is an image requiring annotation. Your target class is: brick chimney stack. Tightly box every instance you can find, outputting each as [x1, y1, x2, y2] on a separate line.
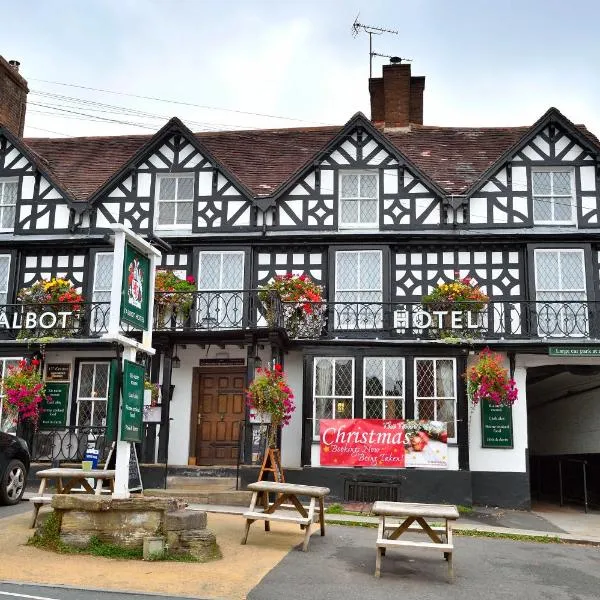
[369, 59, 425, 129]
[0, 56, 29, 137]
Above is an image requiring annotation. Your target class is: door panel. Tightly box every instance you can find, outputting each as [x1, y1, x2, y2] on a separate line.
[196, 370, 245, 465]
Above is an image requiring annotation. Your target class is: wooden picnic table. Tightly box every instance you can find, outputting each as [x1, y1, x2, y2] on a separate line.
[30, 467, 116, 528]
[372, 501, 459, 580]
[241, 481, 330, 551]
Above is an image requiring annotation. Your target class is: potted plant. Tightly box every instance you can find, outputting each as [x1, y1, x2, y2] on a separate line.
[0, 358, 46, 436]
[258, 273, 325, 339]
[422, 276, 489, 337]
[154, 270, 197, 327]
[246, 363, 295, 448]
[466, 348, 518, 407]
[17, 278, 83, 338]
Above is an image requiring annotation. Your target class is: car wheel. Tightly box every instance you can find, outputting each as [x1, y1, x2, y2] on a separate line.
[0, 459, 27, 505]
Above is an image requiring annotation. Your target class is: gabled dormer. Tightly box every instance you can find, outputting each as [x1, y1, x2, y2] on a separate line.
[465, 108, 600, 229]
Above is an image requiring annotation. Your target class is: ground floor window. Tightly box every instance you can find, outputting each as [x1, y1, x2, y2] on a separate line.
[76, 361, 110, 427]
[363, 357, 404, 419]
[0, 357, 23, 433]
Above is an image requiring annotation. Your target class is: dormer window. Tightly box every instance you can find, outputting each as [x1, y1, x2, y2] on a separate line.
[155, 174, 194, 229]
[339, 172, 378, 229]
[0, 178, 17, 231]
[532, 168, 575, 225]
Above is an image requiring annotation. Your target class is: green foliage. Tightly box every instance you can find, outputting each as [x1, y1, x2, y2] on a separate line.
[422, 277, 488, 312]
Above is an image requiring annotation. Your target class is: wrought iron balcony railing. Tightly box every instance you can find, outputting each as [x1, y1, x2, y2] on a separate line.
[31, 426, 109, 462]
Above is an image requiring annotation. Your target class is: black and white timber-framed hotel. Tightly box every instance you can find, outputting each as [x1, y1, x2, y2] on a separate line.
[1, 55, 600, 509]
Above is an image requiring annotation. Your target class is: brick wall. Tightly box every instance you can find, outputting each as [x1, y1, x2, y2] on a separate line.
[0, 57, 28, 137]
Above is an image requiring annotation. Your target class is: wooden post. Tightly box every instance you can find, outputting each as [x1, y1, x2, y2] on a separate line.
[257, 447, 285, 483]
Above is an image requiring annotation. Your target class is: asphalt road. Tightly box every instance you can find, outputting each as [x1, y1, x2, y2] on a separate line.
[0, 500, 30, 520]
[0, 582, 199, 600]
[248, 524, 600, 600]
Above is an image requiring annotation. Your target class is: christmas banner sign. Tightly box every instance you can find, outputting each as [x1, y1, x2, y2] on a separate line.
[320, 419, 448, 469]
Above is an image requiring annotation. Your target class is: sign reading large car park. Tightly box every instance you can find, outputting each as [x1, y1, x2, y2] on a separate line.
[548, 346, 600, 357]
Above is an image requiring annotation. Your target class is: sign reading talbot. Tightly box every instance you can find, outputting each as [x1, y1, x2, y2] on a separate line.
[0, 311, 74, 330]
[393, 309, 481, 330]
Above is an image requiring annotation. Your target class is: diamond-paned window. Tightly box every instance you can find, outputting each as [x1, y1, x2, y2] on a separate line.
[197, 251, 245, 328]
[156, 175, 194, 228]
[92, 253, 113, 333]
[339, 172, 378, 228]
[534, 249, 587, 337]
[313, 357, 354, 438]
[415, 358, 456, 440]
[0, 179, 17, 230]
[76, 362, 110, 427]
[532, 169, 574, 224]
[364, 357, 404, 419]
[335, 250, 382, 329]
[0, 357, 23, 433]
[0, 255, 11, 305]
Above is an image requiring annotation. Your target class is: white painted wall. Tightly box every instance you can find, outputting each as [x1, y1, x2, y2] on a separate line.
[281, 351, 303, 468]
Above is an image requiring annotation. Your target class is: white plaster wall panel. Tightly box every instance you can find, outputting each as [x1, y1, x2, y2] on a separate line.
[159, 143, 175, 164]
[5, 147, 22, 165]
[55, 205, 70, 229]
[554, 135, 569, 155]
[281, 351, 303, 468]
[185, 153, 202, 168]
[469, 197, 487, 223]
[137, 173, 152, 196]
[362, 139, 378, 157]
[279, 200, 302, 225]
[19, 205, 31, 224]
[21, 175, 34, 199]
[581, 197, 597, 222]
[222, 185, 241, 197]
[563, 144, 583, 161]
[340, 140, 357, 161]
[108, 187, 125, 198]
[521, 144, 544, 161]
[96, 210, 112, 228]
[367, 149, 388, 165]
[492, 200, 508, 224]
[329, 150, 349, 165]
[37, 212, 50, 229]
[198, 171, 212, 196]
[512, 197, 528, 219]
[482, 181, 500, 193]
[289, 183, 310, 195]
[321, 169, 334, 195]
[512, 166, 527, 191]
[148, 153, 167, 169]
[495, 168, 507, 187]
[580, 166, 596, 192]
[532, 134, 550, 156]
[178, 143, 194, 163]
[383, 169, 398, 194]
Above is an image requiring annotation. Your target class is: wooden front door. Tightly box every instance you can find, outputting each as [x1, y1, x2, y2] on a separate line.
[195, 370, 245, 465]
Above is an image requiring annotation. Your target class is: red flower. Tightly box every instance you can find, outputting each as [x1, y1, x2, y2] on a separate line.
[274, 363, 283, 372]
[186, 275, 196, 284]
[31, 359, 40, 367]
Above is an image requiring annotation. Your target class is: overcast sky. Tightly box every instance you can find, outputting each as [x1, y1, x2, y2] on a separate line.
[4, 0, 600, 138]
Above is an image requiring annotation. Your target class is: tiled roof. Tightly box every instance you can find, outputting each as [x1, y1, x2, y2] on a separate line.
[21, 117, 600, 201]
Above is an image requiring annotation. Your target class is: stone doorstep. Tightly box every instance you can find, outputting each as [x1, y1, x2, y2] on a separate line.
[145, 489, 252, 506]
[166, 476, 238, 491]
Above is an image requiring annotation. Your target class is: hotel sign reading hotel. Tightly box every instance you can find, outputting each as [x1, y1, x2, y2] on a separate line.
[394, 309, 481, 330]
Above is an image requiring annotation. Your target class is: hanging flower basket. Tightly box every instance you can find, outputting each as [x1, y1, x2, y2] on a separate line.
[17, 278, 83, 338]
[465, 348, 518, 407]
[258, 274, 325, 339]
[0, 358, 46, 428]
[422, 276, 489, 338]
[246, 363, 295, 448]
[154, 271, 197, 327]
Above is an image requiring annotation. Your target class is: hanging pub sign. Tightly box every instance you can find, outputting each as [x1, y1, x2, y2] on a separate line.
[120, 359, 145, 443]
[45, 363, 71, 382]
[38, 382, 69, 429]
[320, 419, 448, 469]
[481, 400, 513, 448]
[121, 242, 150, 330]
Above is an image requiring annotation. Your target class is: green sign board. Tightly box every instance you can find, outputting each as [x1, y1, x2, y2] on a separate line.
[121, 242, 150, 330]
[39, 382, 69, 429]
[121, 359, 145, 443]
[106, 359, 119, 441]
[481, 400, 513, 448]
[549, 346, 600, 357]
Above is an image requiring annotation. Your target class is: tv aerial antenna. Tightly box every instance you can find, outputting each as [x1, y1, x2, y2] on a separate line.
[351, 14, 398, 77]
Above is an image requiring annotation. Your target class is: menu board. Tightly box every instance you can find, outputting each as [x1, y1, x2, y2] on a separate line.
[481, 400, 513, 448]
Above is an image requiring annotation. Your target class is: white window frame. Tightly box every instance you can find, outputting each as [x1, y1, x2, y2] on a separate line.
[197, 251, 245, 291]
[363, 357, 405, 419]
[0, 254, 11, 305]
[531, 167, 576, 226]
[91, 252, 114, 333]
[0, 178, 18, 232]
[0, 357, 23, 433]
[534, 248, 587, 337]
[75, 361, 110, 428]
[414, 357, 457, 443]
[154, 174, 195, 231]
[334, 249, 383, 329]
[312, 357, 355, 439]
[339, 171, 379, 229]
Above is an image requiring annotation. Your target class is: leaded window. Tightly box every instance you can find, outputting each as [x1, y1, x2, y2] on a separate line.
[339, 172, 378, 228]
[0, 357, 23, 434]
[363, 357, 405, 419]
[313, 357, 354, 438]
[76, 362, 110, 427]
[534, 249, 587, 337]
[156, 175, 194, 228]
[0, 179, 17, 230]
[334, 250, 382, 329]
[414, 358, 456, 440]
[532, 169, 574, 225]
[197, 251, 245, 328]
[92, 252, 113, 333]
[0, 255, 11, 304]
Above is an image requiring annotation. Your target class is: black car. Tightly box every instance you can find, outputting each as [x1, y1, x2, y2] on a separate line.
[0, 431, 30, 505]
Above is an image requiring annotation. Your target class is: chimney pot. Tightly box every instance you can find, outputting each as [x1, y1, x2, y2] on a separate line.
[8, 60, 20, 72]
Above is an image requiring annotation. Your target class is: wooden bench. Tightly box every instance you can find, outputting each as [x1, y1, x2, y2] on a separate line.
[372, 501, 459, 580]
[241, 481, 330, 551]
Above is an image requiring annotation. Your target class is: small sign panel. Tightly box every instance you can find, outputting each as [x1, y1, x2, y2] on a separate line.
[198, 358, 246, 367]
[120, 359, 145, 443]
[45, 363, 71, 382]
[39, 382, 69, 429]
[121, 242, 150, 330]
[481, 400, 513, 448]
[548, 346, 600, 357]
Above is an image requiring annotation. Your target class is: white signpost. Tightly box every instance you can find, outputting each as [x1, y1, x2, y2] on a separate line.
[104, 224, 161, 498]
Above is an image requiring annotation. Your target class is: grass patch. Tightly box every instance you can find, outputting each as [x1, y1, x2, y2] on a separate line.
[457, 505, 474, 514]
[325, 503, 344, 514]
[455, 529, 563, 544]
